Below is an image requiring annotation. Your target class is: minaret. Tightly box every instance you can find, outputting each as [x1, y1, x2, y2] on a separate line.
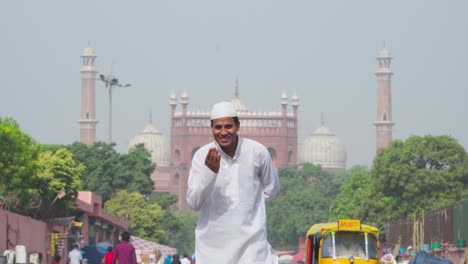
[169, 92, 177, 127]
[374, 47, 394, 150]
[180, 90, 188, 127]
[235, 77, 240, 99]
[78, 47, 98, 145]
[280, 91, 288, 130]
[291, 93, 299, 118]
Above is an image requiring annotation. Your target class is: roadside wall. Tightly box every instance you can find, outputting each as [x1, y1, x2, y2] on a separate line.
[385, 198, 467, 246]
[0, 210, 49, 263]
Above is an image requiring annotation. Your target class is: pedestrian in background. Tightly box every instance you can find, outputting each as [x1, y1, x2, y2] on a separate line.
[113, 231, 137, 264]
[68, 244, 82, 264]
[171, 255, 181, 264]
[162, 255, 172, 264]
[52, 255, 61, 264]
[101, 246, 113, 264]
[180, 254, 190, 264]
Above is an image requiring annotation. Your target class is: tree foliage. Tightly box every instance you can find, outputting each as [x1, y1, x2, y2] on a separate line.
[164, 209, 198, 256]
[366, 135, 468, 227]
[66, 142, 155, 202]
[35, 147, 85, 218]
[267, 163, 343, 249]
[329, 166, 371, 220]
[105, 190, 166, 242]
[149, 192, 178, 209]
[0, 117, 40, 212]
[0, 118, 86, 218]
[147, 192, 197, 254]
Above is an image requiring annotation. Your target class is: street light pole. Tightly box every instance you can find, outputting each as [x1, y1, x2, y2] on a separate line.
[98, 74, 131, 143]
[178, 163, 187, 208]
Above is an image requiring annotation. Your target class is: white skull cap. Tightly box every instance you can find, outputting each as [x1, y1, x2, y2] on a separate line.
[210, 101, 237, 120]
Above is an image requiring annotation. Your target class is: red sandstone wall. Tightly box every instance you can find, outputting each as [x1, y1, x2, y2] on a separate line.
[0, 210, 50, 264]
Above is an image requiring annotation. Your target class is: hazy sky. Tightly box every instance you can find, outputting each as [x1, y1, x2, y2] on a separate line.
[1, 1, 467, 168]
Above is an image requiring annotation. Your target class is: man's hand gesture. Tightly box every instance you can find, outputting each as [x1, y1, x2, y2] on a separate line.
[205, 147, 220, 173]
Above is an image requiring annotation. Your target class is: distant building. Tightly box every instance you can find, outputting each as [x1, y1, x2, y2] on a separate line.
[128, 113, 170, 167]
[1, 191, 128, 264]
[374, 47, 395, 150]
[79, 47, 98, 145]
[74, 191, 128, 246]
[300, 114, 347, 173]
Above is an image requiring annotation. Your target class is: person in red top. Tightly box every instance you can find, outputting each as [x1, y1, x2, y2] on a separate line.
[52, 255, 61, 264]
[112, 231, 137, 264]
[102, 246, 113, 264]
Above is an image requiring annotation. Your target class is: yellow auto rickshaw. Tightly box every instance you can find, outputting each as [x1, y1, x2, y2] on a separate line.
[305, 219, 380, 264]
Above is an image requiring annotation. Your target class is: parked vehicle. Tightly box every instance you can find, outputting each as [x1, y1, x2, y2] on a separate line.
[305, 219, 380, 264]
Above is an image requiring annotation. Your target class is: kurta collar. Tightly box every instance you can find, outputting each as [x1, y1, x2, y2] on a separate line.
[215, 136, 243, 160]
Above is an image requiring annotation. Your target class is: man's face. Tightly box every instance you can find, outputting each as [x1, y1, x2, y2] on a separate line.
[211, 117, 239, 151]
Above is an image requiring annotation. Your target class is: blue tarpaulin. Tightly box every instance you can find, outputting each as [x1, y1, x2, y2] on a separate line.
[82, 245, 105, 264]
[409, 251, 452, 264]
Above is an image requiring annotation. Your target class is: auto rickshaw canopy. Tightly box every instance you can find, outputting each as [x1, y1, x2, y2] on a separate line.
[306, 219, 379, 238]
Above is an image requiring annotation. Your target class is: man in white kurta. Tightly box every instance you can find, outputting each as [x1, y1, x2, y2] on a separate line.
[187, 101, 280, 264]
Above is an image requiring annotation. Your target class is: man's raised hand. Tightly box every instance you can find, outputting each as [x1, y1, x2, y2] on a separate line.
[205, 147, 220, 173]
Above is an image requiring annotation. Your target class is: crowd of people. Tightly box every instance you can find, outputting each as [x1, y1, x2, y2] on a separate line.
[160, 254, 193, 264]
[59, 231, 195, 264]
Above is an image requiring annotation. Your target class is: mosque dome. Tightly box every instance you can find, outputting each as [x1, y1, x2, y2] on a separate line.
[128, 115, 170, 167]
[300, 121, 347, 171]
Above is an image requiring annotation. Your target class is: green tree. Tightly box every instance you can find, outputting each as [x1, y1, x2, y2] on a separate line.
[66, 142, 116, 200]
[267, 163, 342, 249]
[329, 166, 371, 220]
[147, 192, 197, 254]
[149, 193, 181, 243]
[105, 190, 166, 242]
[66, 142, 154, 202]
[367, 135, 468, 227]
[0, 117, 40, 213]
[149, 192, 178, 209]
[113, 144, 155, 195]
[164, 209, 198, 256]
[35, 147, 85, 219]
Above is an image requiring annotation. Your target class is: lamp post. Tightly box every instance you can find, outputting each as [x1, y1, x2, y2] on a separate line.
[98, 74, 131, 143]
[177, 163, 187, 208]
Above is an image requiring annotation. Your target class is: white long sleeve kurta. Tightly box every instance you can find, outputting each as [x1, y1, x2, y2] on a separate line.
[187, 137, 280, 264]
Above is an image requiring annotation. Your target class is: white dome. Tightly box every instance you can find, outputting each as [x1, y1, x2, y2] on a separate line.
[300, 124, 347, 170]
[128, 118, 170, 167]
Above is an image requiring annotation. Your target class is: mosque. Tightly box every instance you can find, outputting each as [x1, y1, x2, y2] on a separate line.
[78, 46, 394, 209]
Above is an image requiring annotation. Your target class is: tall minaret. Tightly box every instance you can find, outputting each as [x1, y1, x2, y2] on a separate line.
[374, 47, 394, 150]
[78, 47, 98, 145]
